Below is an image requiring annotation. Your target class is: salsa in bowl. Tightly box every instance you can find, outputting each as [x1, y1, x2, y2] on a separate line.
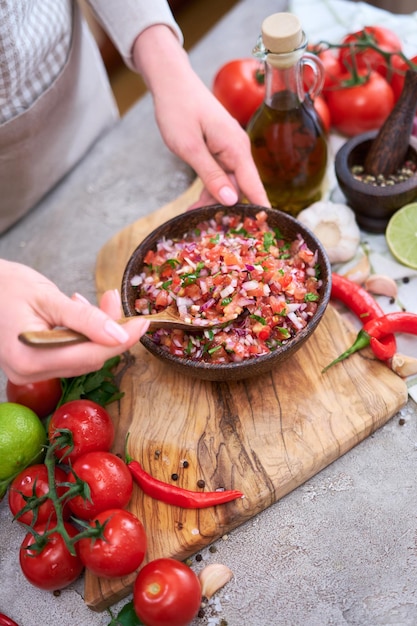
[121, 204, 331, 381]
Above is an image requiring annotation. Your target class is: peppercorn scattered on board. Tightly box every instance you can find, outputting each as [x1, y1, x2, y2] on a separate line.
[88, 178, 408, 611]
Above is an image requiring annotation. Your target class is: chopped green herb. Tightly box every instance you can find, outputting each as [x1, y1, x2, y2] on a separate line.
[185, 339, 194, 355]
[161, 279, 173, 290]
[221, 297, 233, 306]
[250, 314, 266, 325]
[305, 292, 319, 302]
[263, 231, 275, 251]
[277, 327, 291, 339]
[208, 345, 223, 355]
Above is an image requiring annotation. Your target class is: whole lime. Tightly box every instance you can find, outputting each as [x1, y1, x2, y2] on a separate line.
[0, 402, 47, 482]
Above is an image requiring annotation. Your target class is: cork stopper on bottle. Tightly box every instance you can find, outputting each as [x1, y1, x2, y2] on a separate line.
[261, 13, 303, 54]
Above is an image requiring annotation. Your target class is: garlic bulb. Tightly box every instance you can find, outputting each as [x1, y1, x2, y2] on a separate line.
[297, 201, 360, 264]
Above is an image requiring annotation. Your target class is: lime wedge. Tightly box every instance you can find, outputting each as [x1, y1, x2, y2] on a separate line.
[386, 203, 417, 270]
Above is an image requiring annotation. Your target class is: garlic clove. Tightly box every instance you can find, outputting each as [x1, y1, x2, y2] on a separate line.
[297, 201, 360, 264]
[198, 563, 233, 600]
[391, 353, 417, 377]
[365, 274, 398, 298]
[343, 255, 371, 284]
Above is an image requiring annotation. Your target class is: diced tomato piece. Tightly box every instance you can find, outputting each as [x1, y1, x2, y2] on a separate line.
[155, 290, 170, 308]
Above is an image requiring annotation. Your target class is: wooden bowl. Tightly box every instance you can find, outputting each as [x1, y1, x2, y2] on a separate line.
[335, 131, 417, 233]
[121, 204, 331, 381]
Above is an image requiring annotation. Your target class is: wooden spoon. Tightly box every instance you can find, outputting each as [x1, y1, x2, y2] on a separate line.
[18, 303, 240, 347]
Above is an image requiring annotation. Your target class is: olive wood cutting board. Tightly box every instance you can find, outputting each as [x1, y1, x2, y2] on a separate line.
[86, 178, 408, 611]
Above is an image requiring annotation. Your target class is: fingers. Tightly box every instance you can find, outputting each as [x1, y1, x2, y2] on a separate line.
[6, 315, 150, 385]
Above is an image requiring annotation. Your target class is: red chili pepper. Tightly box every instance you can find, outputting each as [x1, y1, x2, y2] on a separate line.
[0, 614, 20, 626]
[330, 273, 396, 361]
[323, 311, 417, 372]
[364, 312, 417, 338]
[127, 460, 244, 509]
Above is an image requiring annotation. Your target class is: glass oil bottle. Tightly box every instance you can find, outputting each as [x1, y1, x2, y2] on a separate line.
[247, 13, 328, 216]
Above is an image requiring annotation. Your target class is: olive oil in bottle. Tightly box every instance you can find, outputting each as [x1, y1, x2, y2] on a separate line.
[247, 13, 328, 216]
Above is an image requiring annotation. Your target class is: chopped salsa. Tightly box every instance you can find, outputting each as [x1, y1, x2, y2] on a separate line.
[131, 210, 322, 364]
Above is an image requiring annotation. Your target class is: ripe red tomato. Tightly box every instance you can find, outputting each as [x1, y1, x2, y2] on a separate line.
[6, 378, 62, 419]
[339, 26, 402, 77]
[389, 53, 417, 102]
[312, 95, 331, 134]
[8, 463, 69, 526]
[78, 508, 147, 578]
[133, 558, 202, 626]
[67, 451, 133, 520]
[213, 58, 265, 127]
[48, 399, 114, 464]
[305, 47, 342, 90]
[325, 70, 394, 136]
[19, 522, 83, 590]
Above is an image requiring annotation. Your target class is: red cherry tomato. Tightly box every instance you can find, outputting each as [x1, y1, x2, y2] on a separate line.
[78, 508, 147, 578]
[133, 558, 202, 626]
[67, 451, 133, 520]
[325, 70, 394, 136]
[339, 26, 402, 77]
[6, 378, 62, 419]
[213, 58, 265, 127]
[389, 53, 417, 102]
[48, 399, 114, 464]
[8, 463, 69, 526]
[19, 522, 83, 591]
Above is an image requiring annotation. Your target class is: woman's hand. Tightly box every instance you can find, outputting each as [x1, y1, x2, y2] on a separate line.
[132, 25, 270, 209]
[0, 261, 149, 384]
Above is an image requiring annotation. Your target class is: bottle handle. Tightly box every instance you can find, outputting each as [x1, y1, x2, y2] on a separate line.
[299, 53, 325, 100]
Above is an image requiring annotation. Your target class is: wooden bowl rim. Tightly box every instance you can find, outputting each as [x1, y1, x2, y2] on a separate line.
[121, 204, 332, 381]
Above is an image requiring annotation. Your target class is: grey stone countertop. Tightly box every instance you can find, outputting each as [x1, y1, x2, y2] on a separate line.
[1, 0, 417, 625]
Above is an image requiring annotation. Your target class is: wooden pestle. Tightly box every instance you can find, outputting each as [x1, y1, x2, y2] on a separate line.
[364, 69, 417, 176]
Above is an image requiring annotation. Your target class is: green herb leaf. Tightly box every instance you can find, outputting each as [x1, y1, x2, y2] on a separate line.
[107, 600, 144, 626]
[59, 356, 123, 408]
[305, 293, 319, 302]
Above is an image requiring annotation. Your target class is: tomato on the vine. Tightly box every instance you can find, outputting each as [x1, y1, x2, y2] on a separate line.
[48, 399, 114, 464]
[6, 378, 62, 419]
[133, 558, 202, 626]
[67, 451, 133, 520]
[305, 46, 342, 90]
[8, 463, 69, 526]
[78, 508, 147, 578]
[19, 521, 83, 591]
[388, 53, 417, 102]
[212, 58, 265, 127]
[312, 95, 331, 134]
[325, 70, 394, 136]
[338, 26, 402, 77]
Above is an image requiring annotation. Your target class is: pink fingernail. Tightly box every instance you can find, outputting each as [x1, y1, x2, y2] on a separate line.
[104, 319, 129, 343]
[219, 186, 238, 206]
[73, 292, 90, 305]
